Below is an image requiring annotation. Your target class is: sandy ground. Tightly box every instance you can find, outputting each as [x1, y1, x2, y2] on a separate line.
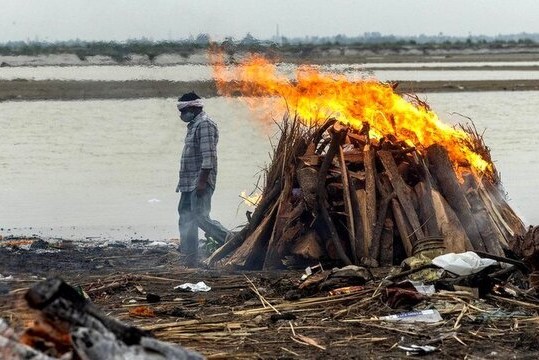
[1, 49, 539, 101]
[2, 79, 539, 102]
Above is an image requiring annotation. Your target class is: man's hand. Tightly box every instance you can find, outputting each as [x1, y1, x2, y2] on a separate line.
[196, 180, 207, 196]
[196, 169, 211, 196]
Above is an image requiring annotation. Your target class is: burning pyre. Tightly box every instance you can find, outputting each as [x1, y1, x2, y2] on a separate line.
[207, 55, 526, 270]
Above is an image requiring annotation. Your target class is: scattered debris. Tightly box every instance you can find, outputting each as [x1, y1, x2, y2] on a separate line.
[432, 251, 498, 275]
[174, 281, 211, 292]
[380, 309, 443, 323]
[398, 344, 438, 356]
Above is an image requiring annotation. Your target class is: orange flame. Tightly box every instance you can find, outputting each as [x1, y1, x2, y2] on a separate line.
[212, 53, 492, 174]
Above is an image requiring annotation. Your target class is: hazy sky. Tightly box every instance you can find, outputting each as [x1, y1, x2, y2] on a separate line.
[2, 0, 539, 42]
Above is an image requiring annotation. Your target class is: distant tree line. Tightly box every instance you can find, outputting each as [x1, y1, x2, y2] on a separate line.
[0, 32, 537, 60]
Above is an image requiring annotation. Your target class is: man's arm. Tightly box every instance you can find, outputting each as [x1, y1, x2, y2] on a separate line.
[197, 121, 217, 195]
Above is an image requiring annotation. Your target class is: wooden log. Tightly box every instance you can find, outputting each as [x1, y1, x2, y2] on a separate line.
[391, 198, 414, 257]
[415, 182, 441, 238]
[462, 172, 505, 256]
[513, 226, 539, 270]
[276, 201, 306, 255]
[414, 153, 440, 238]
[298, 154, 321, 166]
[311, 118, 337, 147]
[369, 173, 395, 260]
[342, 152, 364, 163]
[317, 128, 352, 265]
[363, 144, 377, 255]
[348, 178, 365, 264]
[263, 171, 294, 269]
[426, 144, 487, 252]
[356, 189, 369, 258]
[431, 188, 472, 253]
[297, 166, 319, 211]
[291, 231, 324, 259]
[205, 179, 281, 266]
[277, 221, 304, 255]
[339, 145, 357, 264]
[379, 151, 424, 247]
[379, 216, 395, 266]
[480, 177, 526, 237]
[476, 184, 513, 245]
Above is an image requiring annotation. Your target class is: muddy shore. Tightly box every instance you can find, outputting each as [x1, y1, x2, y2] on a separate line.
[2, 79, 539, 102]
[1, 238, 539, 359]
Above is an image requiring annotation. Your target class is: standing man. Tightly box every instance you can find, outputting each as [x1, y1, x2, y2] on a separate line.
[176, 92, 229, 267]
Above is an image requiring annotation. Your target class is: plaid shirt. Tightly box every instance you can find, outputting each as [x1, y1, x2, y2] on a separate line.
[176, 111, 219, 193]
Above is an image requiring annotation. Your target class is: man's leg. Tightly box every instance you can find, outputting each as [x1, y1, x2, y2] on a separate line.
[178, 191, 198, 263]
[192, 188, 230, 244]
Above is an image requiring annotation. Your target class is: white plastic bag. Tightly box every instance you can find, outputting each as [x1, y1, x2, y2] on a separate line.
[432, 251, 497, 276]
[174, 281, 211, 292]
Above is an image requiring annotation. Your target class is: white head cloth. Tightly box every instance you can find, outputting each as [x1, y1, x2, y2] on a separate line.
[177, 98, 204, 110]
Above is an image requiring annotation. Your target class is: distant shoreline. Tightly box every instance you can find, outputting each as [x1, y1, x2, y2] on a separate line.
[2, 46, 539, 67]
[2, 49, 539, 101]
[1, 79, 539, 102]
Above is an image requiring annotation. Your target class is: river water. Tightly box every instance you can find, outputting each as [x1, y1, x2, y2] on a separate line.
[1, 90, 538, 241]
[1, 63, 539, 82]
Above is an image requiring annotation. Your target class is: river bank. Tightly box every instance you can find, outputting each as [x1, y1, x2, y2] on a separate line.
[2, 45, 539, 67]
[2, 79, 539, 102]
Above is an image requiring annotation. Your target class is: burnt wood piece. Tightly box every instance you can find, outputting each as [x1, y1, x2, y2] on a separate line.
[206, 179, 281, 266]
[25, 278, 149, 346]
[473, 251, 531, 274]
[1, 319, 57, 360]
[25, 279, 203, 359]
[317, 128, 352, 265]
[426, 144, 486, 252]
[462, 172, 505, 256]
[363, 144, 377, 256]
[379, 150, 424, 247]
[339, 145, 357, 264]
[311, 118, 338, 147]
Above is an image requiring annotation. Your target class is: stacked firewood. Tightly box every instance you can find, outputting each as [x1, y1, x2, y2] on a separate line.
[208, 117, 526, 270]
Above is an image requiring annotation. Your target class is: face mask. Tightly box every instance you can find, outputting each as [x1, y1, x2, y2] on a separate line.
[180, 111, 196, 123]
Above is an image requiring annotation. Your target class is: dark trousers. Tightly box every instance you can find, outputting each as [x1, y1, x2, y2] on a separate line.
[178, 188, 229, 262]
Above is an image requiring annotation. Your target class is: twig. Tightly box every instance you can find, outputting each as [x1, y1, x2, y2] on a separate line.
[244, 275, 280, 314]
